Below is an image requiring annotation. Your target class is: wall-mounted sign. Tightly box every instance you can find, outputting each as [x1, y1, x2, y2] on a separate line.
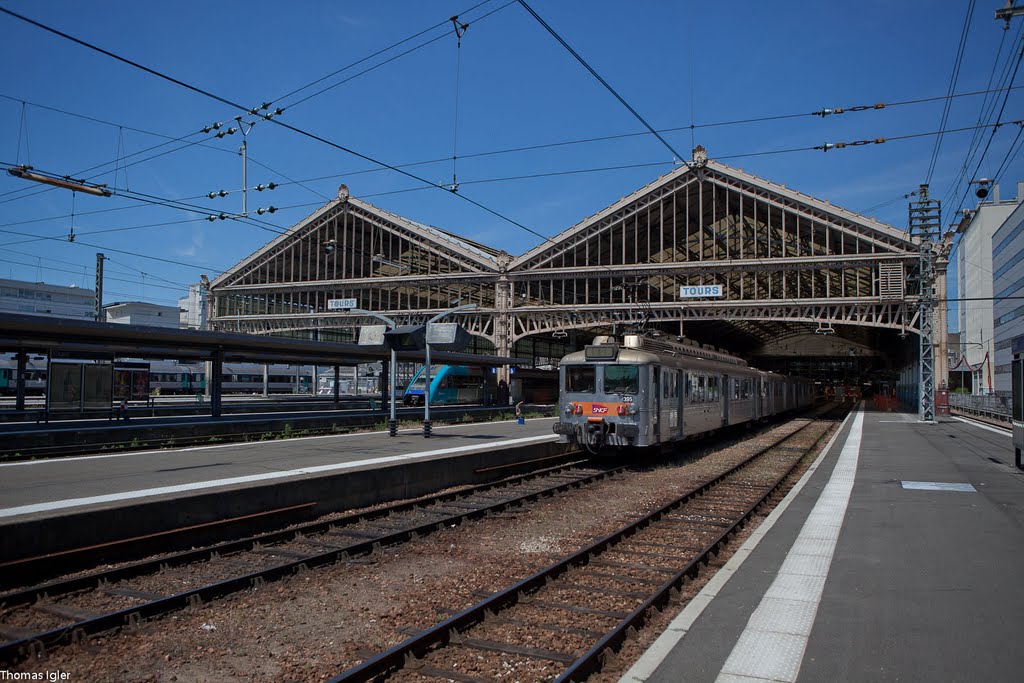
[327, 298, 358, 311]
[679, 285, 723, 298]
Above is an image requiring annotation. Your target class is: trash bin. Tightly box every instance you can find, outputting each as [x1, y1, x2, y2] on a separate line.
[935, 389, 950, 416]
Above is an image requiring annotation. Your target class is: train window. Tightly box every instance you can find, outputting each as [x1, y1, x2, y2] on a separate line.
[685, 373, 692, 399]
[566, 366, 596, 393]
[697, 375, 706, 402]
[604, 365, 639, 394]
[708, 376, 718, 402]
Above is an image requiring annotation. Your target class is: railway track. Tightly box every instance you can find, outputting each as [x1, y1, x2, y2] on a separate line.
[0, 454, 616, 665]
[329, 409, 846, 682]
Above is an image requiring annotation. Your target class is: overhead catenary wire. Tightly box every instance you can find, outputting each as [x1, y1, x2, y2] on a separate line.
[925, 0, 975, 185]
[450, 15, 470, 191]
[947, 29, 1024, 223]
[0, 5, 558, 246]
[515, 0, 691, 169]
[8, 3, 1024, 296]
[0, 3, 514, 212]
[3, 74, 1021, 218]
[4, 114, 1011, 255]
[941, 26, 1011, 208]
[269, 0, 505, 109]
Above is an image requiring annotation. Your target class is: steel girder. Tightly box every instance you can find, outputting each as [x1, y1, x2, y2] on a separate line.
[210, 160, 923, 355]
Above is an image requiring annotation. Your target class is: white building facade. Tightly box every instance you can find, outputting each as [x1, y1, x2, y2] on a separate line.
[104, 301, 181, 328]
[178, 283, 208, 330]
[993, 198, 1024, 397]
[956, 183, 1023, 395]
[0, 278, 95, 319]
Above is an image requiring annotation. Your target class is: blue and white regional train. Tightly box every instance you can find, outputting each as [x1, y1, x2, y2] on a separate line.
[553, 334, 814, 451]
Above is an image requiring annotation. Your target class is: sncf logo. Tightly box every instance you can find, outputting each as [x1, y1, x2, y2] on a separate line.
[591, 405, 608, 415]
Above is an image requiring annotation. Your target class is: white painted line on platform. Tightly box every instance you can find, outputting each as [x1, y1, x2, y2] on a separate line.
[901, 481, 977, 492]
[951, 416, 1012, 436]
[0, 434, 558, 519]
[714, 408, 864, 683]
[618, 408, 857, 683]
[0, 417, 557, 468]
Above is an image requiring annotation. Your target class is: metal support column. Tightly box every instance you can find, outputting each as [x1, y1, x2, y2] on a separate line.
[919, 241, 936, 422]
[94, 253, 105, 322]
[14, 350, 27, 411]
[909, 184, 941, 423]
[210, 350, 224, 418]
[494, 254, 513, 404]
[333, 365, 340, 407]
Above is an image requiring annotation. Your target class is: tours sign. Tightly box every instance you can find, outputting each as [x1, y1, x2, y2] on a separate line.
[679, 285, 724, 299]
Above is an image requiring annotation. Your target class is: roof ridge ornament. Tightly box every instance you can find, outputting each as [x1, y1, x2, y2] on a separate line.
[691, 144, 708, 168]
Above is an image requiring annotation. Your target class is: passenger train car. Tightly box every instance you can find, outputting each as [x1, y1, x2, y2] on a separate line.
[0, 356, 315, 396]
[403, 365, 487, 406]
[402, 365, 559, 407]
[552, 334, 814, 451]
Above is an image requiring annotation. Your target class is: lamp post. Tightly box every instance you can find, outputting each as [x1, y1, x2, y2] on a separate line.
[423, 303, 478, 438]
[350, 309, 400, 436]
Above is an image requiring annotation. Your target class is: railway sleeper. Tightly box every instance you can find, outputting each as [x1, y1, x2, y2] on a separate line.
[558, 581, 649, 600]
[525, 598, 630, 621]
[416, 666, 490, 683]
[453, 634, 578, 664]
[251, 547, 310, 561]
[583, 569, 665, 587]
[588, 558, 678, 575]
[609, 547, 693, 563]
[101, 587, 164, 602]
[0, 624, 38, 641]
[32, 603, 98, 622]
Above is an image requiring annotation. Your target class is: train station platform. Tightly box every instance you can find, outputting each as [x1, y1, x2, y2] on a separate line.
[621, 406, 1024, 683]
[0, 418, 566, 568]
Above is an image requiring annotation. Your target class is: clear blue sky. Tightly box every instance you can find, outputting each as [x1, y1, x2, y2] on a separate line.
[1, 1, 1020, 318]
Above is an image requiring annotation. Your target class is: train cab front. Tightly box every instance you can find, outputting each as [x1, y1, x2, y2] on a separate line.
[553, 341, 644, 451]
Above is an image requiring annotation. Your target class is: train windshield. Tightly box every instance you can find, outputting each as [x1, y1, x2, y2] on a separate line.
[603, 365, 639, 394]
[565, 366, 596, 393]
[410, 365, 446, 388]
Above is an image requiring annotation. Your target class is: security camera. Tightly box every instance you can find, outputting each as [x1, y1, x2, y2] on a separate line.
[970, 178, 993, 199]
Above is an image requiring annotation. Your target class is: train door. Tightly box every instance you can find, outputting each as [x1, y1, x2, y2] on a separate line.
[675, 369, 685, 438]
[722, 374, 730, 425]
[664, 369, 680, 438]
[652, 366, 661, 443]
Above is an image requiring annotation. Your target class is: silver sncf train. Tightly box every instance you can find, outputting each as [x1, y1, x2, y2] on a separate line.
[553, 334, 814, 451]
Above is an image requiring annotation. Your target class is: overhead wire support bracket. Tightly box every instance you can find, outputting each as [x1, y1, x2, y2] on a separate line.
[6, 165, 112, 197]
[449, 15, 470, 194]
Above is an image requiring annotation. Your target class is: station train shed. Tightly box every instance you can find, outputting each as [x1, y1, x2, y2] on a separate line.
[209, 148, 945, 412]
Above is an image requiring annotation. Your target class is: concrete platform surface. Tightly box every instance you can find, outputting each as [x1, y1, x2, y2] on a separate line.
[0, 418, 566, 564]
[621, 407, 1024, 683]
[0, 418, 558, 523]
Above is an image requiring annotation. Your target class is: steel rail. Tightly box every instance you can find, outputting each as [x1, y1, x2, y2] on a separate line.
[556, 413, 841, 681]
[329, 410, 844, 682]
[0, 454, 617, 665]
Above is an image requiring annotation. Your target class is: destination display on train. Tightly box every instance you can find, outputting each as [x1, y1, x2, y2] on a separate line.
[678, 285, 723, 298]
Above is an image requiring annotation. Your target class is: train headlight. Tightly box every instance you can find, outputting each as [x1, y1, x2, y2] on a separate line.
[564, 403, 575, 415]
[627, 404, 638, 415]
[616, 405, 626, 416]
[574, 403, 583, 415]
